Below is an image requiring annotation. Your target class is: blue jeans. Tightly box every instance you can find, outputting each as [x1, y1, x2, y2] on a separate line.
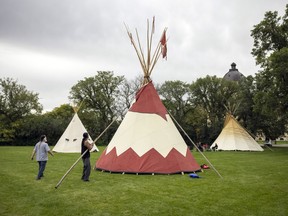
[37, 161, 47, 179]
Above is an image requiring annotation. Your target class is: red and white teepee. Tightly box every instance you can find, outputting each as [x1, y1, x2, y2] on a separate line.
[95, 18, 200, 174]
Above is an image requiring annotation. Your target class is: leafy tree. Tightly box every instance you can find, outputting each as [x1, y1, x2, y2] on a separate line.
[69, 71, 124, 144]
[0, 78, 42, 143]
[251, 5, 288, 139]
[117, 75, 143, 119]
[188, 75, 240, 144]
[189, 75, 239, 123]
[0, 78, 42, 122]
[14, 104, 74, 146]
[159, 80, 191, 120]
[48, 104, 74, 120]
[158, 80, 194, 146]
[184, 106, 209, 147]
[234, 76, 258, 135]
[251, 4, 288, 67]
[267, 48, 288, 116]
[253, 49, 288, 139]
[70, 71, 124, 121]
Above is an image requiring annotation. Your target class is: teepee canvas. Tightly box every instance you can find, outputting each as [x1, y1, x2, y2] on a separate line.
[95, 18, 200, 174]
[53, 112, 98, 153]
[210, 113, 263, 151]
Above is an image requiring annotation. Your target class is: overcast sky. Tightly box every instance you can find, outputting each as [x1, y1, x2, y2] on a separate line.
[0, 0, 286, 111]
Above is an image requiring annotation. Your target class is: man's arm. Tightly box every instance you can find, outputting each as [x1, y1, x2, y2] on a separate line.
[84, 140, 93, 150]
[31, 149, 36, 160]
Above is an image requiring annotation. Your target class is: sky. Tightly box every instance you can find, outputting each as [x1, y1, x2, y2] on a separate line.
[0, 0, 287, 112]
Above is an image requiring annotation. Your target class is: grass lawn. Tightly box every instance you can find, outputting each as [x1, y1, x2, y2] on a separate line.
[0, 146, 287, 216]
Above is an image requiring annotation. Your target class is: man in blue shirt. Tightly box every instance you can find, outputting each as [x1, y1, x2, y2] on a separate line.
[31, 135, 54, 180]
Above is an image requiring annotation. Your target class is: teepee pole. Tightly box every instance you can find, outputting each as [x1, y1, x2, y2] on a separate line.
[55, 119, 116, 189]
[264, 144, 274, 152]
[168, 111, 223, 179]
[124, 23, 146, 75]
[135, 29, 148, 74]
[124, 18, 167, 85]
[147, 19, 151, 69]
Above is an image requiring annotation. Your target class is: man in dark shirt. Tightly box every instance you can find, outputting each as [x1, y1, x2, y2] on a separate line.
[81, 132, 93, 181]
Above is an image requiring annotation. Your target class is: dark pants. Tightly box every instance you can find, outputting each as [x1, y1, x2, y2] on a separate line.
[82, 157, 91, 181]
[37, 161, 47, 179]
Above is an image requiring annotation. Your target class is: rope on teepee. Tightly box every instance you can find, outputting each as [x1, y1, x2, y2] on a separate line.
[168, 110, 223, 179]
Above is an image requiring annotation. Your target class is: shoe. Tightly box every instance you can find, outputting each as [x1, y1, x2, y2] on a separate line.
[83, 179, 89, 182]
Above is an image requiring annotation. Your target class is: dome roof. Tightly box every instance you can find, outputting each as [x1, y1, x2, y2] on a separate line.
[223, 63, 245, 81]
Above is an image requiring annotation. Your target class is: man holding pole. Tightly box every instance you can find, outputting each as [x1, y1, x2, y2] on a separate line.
[81, 132, 93, 182]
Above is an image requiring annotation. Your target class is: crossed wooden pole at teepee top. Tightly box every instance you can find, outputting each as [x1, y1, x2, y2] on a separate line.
[168, 110, 223, 179]
[124, 17, 168, 85]
[55, 119, 116, 189]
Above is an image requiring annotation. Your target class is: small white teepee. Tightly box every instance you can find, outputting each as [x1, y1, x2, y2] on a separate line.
[210, 113, 263, 151]
[95, 18, 200, 174]
[53, 109, 98, 153]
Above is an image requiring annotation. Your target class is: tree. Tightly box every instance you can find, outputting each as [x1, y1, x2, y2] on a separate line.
[69, 71, 124, 144]
[0, 78, 42, 143]
[70, 71, 124, 120]
[251, 4, 288, 67]
[188, 75, 240, 143]
[234, 76, 258, 135]
[158, 80, 195, 146]
[253, 49, 288, 139]
[117, 75, 143, 119]
[189, 75, 239, 123]
[159, 80, 191, 120]
[0, 78, 42, 122]
[251, 5, 288, 139]
[13, 104, 74, 146]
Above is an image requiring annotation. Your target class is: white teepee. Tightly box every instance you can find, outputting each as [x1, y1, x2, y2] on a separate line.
[95, 18, 200, 174]
[210, 113, 263, 151]
[53, 112, 98, 153]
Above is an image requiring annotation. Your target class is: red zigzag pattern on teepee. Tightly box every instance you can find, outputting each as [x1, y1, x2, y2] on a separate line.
[96, 147, 200, 174]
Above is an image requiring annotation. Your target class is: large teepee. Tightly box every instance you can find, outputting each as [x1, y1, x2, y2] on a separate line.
[210, 113, 263, 151]
[53, 107, 98, 153]
[95, 18, 200, 174]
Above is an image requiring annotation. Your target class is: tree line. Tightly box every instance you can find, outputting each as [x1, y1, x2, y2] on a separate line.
[0, 5, 287, 146]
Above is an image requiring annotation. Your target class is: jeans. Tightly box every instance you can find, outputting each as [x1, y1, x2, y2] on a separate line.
[37, 161, 47, 179]
[82, 157, 91, 181]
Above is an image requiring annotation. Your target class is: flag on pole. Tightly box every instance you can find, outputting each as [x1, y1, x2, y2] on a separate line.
[160, 31, 167, 59]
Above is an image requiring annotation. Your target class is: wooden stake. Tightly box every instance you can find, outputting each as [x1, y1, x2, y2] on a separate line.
[168, 111, 223, 179]
[55, 119, 116, 189]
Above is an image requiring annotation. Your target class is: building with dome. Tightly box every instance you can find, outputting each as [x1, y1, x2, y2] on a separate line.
[223, 62, 245, 81]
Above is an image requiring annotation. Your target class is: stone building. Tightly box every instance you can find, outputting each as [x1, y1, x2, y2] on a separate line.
[223, 62, 245, 81]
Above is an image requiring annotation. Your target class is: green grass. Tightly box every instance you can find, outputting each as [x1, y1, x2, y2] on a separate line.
[0, 146, 287, 216]
[257, 140, 288, 145]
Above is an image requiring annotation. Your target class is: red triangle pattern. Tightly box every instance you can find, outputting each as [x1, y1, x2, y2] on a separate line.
[129, 82, 167, 120]
[95, 147, 200, 174]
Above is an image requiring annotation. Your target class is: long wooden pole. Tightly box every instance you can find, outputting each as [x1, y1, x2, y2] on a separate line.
[168, 111, 223, 179]
[55, 119, 116, 189]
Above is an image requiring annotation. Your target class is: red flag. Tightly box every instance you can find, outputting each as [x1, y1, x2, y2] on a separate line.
[160, 31, 167, 59]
